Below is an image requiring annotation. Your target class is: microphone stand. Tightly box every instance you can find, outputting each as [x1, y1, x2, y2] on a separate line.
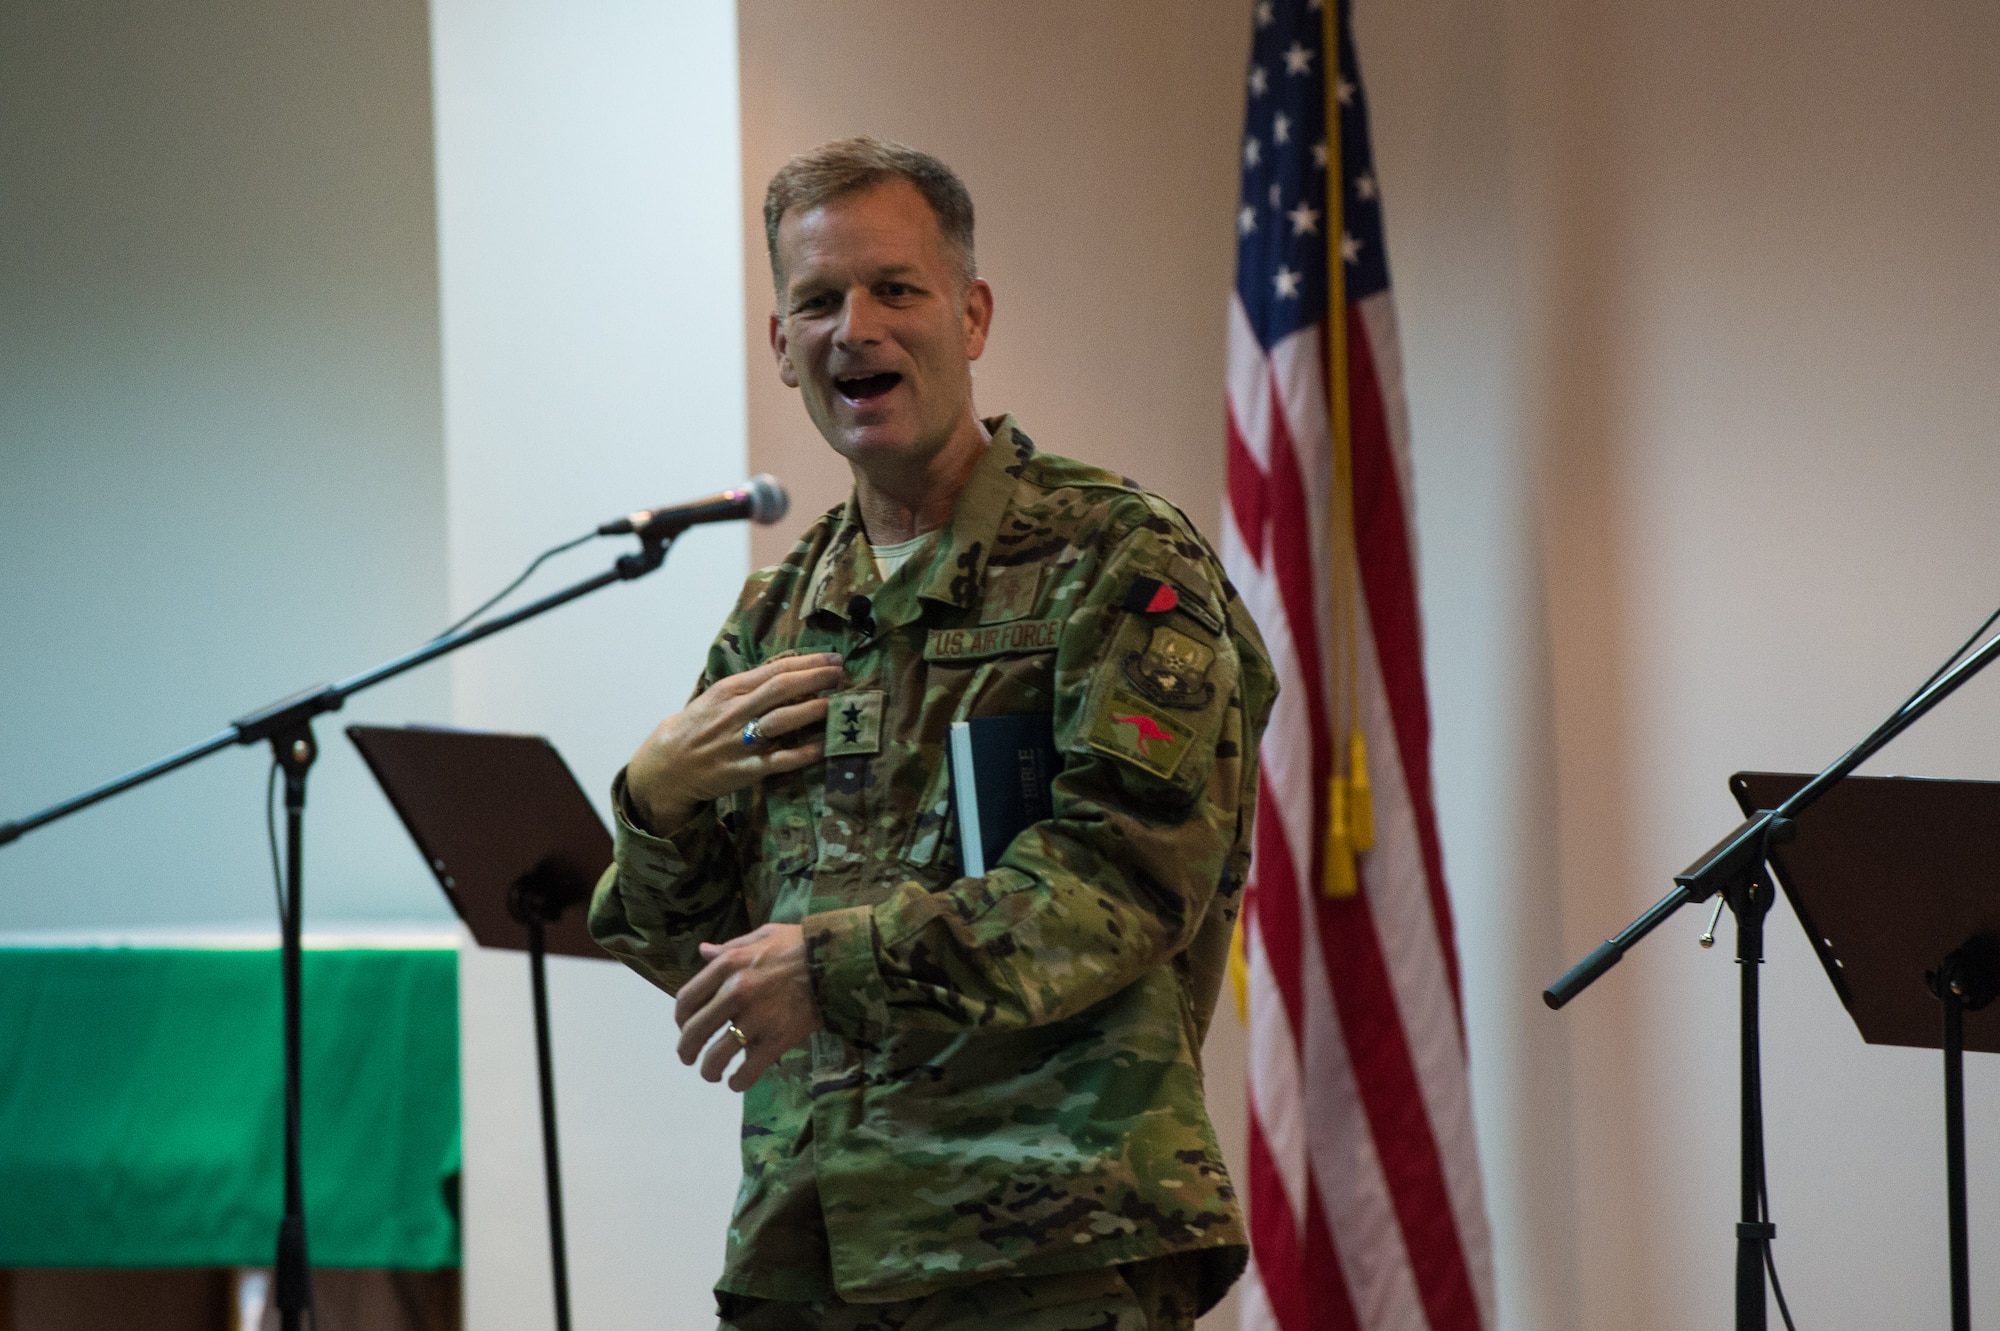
[1544, 621, 2000, 1331]
[1, 530, 678, 1331]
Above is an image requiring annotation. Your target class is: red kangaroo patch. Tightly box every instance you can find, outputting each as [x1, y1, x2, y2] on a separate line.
[1113, 712, 1173, 758]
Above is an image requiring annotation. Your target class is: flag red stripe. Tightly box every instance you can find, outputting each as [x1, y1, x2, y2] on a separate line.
[1247, 1110, 1310, 1331]
[1313, 887, 1481, 1328]
[1261, 368, 1335, 831]
[1344, 303, 1465, 1014]
[1302, 1173, 1363, 1331]
[1249, 768, 1306, 1040]
[1226, 410, 1270, 566]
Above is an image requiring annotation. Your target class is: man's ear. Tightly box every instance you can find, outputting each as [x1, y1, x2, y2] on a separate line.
[769, 311, 799, 389]
[961, 278, 994, 363]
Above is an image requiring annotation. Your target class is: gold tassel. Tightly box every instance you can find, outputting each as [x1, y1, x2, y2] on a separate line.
[1347, 728, 1374, 853]
[1227, 913, 1251, 1024]
[1324, 774, 1358, 898]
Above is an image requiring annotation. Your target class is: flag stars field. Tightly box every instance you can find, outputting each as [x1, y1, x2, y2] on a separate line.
[1283, 41, 1315, 76]
[1287, 200, 1320, 236]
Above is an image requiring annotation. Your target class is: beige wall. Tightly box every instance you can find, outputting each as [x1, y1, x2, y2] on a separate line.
[737, 1, 1251, 570]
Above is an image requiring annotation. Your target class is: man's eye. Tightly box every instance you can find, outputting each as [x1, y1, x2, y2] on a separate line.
[795, 294, 834, 313]
[880, 284, 915, 299]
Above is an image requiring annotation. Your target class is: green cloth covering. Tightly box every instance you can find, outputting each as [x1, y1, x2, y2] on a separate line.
[0, 947, 460, 1269]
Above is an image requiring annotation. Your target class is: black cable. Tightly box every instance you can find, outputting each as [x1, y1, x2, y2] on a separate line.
[434, 530, 597, 640]
[1760, 1164, 1800, 1330]
[265, 759, 284, 920]
[264, 760, 320, 1331]
[1894, 601, 2000, 723]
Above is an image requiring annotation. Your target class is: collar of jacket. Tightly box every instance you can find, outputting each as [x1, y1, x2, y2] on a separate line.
[803, 414, 1033, 634]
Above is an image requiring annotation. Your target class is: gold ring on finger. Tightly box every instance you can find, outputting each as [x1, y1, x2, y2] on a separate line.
[727, 1021, 750, 1049]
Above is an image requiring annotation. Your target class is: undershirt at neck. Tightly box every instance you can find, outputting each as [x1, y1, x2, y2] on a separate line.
[863, 420, 988, 583]
[870, 530, 936, 583]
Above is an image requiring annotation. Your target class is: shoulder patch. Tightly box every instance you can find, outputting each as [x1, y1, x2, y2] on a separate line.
[1121, 625, 1217, 711]
[1119, 576, 1180, 615]
[1088, 690, 1195, 778]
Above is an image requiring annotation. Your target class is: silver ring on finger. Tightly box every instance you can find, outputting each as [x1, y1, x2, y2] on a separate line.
[741, 716, 768, 747]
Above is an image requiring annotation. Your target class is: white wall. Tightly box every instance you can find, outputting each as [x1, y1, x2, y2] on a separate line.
[0, 0, 450, 931]
[428, 2, 751, 1326]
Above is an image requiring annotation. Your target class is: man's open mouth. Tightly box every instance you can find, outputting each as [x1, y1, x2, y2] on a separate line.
[835, 372, 902, 404]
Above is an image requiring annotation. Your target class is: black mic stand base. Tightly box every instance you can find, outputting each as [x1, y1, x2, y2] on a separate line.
[1731, 872, 1775, 1331]
[1932, 938, 1999, 1331]
[511, 876, 574, 1331]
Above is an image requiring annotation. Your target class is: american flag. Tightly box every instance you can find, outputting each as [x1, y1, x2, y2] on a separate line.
[1220, 1, 1496, 1328]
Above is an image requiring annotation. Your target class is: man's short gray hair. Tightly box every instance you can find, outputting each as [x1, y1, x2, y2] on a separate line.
[763, 136, 976, 296]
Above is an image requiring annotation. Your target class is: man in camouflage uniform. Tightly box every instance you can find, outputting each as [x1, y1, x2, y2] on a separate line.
[589, 137, 1276, 1330]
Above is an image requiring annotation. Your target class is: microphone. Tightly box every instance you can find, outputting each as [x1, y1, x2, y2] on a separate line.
[847, 595, 874, 637]
[598, 475, 789, 541]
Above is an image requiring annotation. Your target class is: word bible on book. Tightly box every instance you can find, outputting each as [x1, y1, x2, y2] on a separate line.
[948, 714, 1058, 876]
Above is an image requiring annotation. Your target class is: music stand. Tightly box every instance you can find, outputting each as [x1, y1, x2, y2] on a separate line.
[349, 725, 613, 1331]
[1734, 770, 2000, 1331]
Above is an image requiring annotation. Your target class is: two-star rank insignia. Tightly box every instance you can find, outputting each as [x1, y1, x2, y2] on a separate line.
[823, 690, 883, 757]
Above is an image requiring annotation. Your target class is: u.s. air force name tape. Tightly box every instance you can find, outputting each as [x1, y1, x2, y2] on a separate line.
[923, 618, 1063, 662]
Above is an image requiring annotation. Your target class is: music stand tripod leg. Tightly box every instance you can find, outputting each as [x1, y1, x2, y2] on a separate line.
[1934, 938, 1998, 1331]
[273, 727, 318, 1331]
[1732, 872, 1776, 1331]
[1944, 982, 1967, 1331]
[513, 881, 574, 1331]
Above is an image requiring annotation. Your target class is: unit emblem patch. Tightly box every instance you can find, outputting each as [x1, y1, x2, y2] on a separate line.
[1121, 625, 1216, 710]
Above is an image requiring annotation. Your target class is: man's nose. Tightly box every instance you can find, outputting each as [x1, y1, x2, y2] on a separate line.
[834, 290, 884, 346]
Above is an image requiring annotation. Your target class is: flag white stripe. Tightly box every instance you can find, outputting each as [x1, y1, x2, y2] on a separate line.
[1353, 592, 1496, 1302]
[1293, 863, 1428, 1328]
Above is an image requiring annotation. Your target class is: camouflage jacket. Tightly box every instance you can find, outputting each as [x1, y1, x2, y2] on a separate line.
[589, 417, 1277, 1310]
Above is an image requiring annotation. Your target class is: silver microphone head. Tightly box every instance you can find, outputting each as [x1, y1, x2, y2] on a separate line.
[745, 473, 789, 525]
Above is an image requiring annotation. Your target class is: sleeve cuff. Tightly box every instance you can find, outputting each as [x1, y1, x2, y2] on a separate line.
[610, 768, 720, 895]
[803, 904, 887, 1040]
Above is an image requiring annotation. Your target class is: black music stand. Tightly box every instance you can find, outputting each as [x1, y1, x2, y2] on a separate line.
[1735, 771, 2000, 1331]
[349, 725, 613, 1331]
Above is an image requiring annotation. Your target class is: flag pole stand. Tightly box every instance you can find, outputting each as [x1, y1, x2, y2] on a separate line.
[1542, 614, 2000, 1330]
